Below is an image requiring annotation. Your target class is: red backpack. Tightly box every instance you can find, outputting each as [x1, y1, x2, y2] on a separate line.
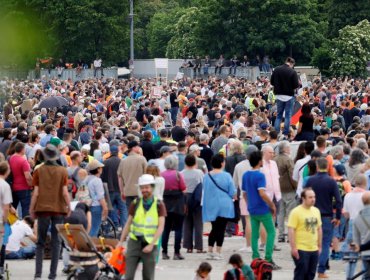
[251, 259, 272, 280]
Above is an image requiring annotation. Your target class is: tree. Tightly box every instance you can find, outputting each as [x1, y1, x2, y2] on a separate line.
[311, 42, 333, 77]
[327, 0, 370, 38]
[330, 20, 370, 77]
[246, 0, 322, 64]
[147, 8, 185, 58]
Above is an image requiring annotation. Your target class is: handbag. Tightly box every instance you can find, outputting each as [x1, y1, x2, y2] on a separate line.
[208, 173, 240, 223]
[108, 246, 126, 275]
[7, 212, 18, 225]
[74, 185, 92, 206]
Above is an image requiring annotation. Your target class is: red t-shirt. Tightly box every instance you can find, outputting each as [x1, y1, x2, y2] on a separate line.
[9, 154, 31, 191]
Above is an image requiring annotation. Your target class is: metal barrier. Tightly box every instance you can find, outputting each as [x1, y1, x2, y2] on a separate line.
[0, 70, 29, 80]
[28, 68, 118, 81]
[180, 66, 261, 81]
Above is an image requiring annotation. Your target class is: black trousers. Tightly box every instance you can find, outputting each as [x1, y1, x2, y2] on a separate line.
[162, 213, 184, 254]
[208, 217, 228, 247]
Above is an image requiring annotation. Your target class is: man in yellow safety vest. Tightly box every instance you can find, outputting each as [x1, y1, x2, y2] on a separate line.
[119, 174, 166, 280]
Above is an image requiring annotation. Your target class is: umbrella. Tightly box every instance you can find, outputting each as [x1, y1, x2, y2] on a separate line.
[38, 96, 68, 109]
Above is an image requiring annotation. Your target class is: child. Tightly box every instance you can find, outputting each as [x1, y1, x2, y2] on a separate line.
[224, 254, 255, 280]
[194, 262, 212, 280]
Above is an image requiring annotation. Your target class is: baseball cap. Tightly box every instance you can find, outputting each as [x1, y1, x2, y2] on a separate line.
[159, 146, 171, 156]
[49, 137, 62, 147]
[334, 164, 346, 176]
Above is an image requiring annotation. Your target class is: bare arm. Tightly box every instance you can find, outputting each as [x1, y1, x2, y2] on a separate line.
[150, 216, 165, 246]
[86, 211, 92, 233]
[24, 171, 33, 187]
[2, 204, 10, 223]
[317, 226, 322, 252]
[119, 215, 133, 243]
[288, 226, 300, 260]
[99, 198, 108, 220]
[258, 189, 275, 211]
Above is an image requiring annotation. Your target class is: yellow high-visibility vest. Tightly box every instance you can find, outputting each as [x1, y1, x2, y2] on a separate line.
[129, 198, 159, 245]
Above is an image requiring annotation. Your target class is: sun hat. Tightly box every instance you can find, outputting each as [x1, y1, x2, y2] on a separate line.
[138, 174, 155, 186]
[86, 159, 104, 171]
[42, 144, 60, 161]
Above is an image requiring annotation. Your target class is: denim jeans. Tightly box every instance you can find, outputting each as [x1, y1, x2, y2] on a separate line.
[274, 98, 295, 135]
[170, 107, 179, 126]
[292, 250, 319, 280]
[109, 192, 128, 228]
[343, 220, 358, 279]
[250, 213, 276, 262]
[35, 215, 64, 279]
[90, 205, 102, 237]
[12, 190, 31, 218]
[162, 213, 184, 254]
[6, 245, 36, 259]
[318, 217, 334, 274]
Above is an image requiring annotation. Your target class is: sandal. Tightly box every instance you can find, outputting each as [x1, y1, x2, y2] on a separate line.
[187, 249, 193, 253]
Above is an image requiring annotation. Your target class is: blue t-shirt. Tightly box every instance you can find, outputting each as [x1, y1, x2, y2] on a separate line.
[242, 170, 269, 215]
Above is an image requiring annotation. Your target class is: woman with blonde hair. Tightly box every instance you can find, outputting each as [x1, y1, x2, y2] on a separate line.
[144, 164, 165, 201]
[73, 112, 85, 132]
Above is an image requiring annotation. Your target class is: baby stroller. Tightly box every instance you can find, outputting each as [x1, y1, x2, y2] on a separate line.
[56, 224, 123, 280]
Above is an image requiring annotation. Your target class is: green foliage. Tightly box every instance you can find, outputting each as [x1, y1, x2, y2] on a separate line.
[330, 20, 370, 77]
[1, 0, 370, 73]
[327, 0, 370, 38]
[311, 43, 333, 77]
[147, 7, 186, 58]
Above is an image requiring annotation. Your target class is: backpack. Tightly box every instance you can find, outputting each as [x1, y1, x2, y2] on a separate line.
[251, 258, 273, 280]
[223, 268, 245, 280]
[68, 167, 81, 198]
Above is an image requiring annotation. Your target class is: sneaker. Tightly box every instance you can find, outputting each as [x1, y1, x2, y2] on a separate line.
[269, 261, 281, 270]
[162, 252, 170, 260]
[273, 245, 281, 251]
[206, 252, 215, 260]
[259, 244, 265, 251]
[62, 265, 72, 275]
[173, 253, 185, 260]
[238, 246, 252, 253]
[213, 253, 224, 260]
[278, 237, 285, 243]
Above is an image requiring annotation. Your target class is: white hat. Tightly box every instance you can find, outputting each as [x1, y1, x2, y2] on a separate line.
[188, 144, 202, 153]
[138, 174, 155, 186]
[360, 103, 368, 111]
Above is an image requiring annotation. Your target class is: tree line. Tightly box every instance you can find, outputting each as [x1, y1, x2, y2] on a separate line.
[0, 0, 369, 76]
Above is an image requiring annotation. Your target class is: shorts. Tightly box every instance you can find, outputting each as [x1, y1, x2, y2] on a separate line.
[239, 196, 249, 216]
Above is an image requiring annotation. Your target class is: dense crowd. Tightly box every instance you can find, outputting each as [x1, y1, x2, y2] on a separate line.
[0, 57, 370, 280]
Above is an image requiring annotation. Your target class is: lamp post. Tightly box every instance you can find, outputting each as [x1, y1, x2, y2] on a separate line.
[129, 0, 134, 77]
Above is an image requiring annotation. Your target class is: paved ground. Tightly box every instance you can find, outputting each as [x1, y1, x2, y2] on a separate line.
[5, 235, 350, 279]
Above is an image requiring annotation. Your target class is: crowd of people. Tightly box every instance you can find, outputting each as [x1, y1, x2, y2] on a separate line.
[0, 56, 369, 279]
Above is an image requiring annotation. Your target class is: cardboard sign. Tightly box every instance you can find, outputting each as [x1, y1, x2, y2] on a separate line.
[151, 86, 162, 98]
[154, 58, 168, 69]
[300, 73, 308, 88]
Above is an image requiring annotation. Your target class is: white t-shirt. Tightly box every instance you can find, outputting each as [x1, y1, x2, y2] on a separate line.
[94, 59, 102, 68]
[6, 220, 33, 252]
[0, 178, 13, 220]
[293, 155, 311, 196]
[343, 191, 365, 220]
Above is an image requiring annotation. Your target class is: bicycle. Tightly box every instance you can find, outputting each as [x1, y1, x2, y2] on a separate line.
[343, 251, 370, 280]
[99, 217, 117, 239]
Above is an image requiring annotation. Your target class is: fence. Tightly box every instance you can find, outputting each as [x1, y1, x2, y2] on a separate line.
[180, 66, 261, 81]
[27, 68, 118, 81]
[0, 70, 29, 80]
